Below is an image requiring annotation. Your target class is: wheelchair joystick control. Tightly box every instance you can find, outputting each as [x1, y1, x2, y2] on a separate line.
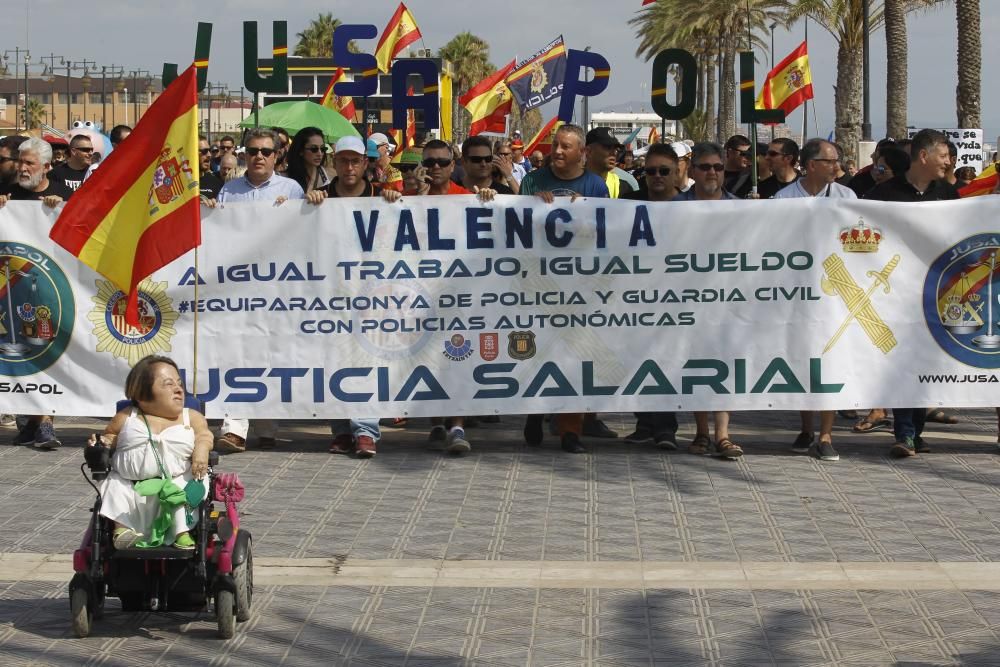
[84, 444, 112, 481]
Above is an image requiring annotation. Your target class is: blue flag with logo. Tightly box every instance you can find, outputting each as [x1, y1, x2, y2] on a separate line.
[505, 36, 567, 111]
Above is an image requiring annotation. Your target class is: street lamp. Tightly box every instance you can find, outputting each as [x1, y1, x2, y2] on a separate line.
[39, 54, 64, 128]
[81, 72, 92, 123]
[769, 22, 777, 71]
[123, 87, 129, 125]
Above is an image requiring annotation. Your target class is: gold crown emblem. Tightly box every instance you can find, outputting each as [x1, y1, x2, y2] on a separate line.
[839, 218, 882, 253]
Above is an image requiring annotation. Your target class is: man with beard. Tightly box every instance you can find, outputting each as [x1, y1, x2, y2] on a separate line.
[197, 136, 223, 200]
[0, 135, 27, 195]
[0, 137, 72, 206]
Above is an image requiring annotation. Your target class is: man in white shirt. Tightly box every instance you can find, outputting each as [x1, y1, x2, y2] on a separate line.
[774, 139, 857, 199]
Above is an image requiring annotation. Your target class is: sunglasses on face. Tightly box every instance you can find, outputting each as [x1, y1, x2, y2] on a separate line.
[220, 145, 234, 151]
[199, 148, 211, 155]
[422, 158, 452, 168]
[644, 166, 672, 176]
[465, 155, 492, 164]
[766, 150, 787, 157]
[210, 146, 219, 152]
[0, 156, 13, 164]
[304, 145, 327, 154]
[73, 146, 94, 153]
[398, 164, 418, 172]
[694, 163, 725, 172]
[246, 147, 276, 158]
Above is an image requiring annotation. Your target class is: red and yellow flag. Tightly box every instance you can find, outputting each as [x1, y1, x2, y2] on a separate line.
[390, 86, 417, 157]
[648, 127, 660, 144]
[50, 64, 200, 326]
[375, 3, 422, 73]
[460, 61, 516, 136]
[524, 117, 564, 157]
[320, 68, 357, 121]
[959, 163, 999, 198]
[755, 41, 814, 116]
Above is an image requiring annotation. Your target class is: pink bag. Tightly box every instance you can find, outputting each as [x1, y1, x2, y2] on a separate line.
[212, 472, 245, 504]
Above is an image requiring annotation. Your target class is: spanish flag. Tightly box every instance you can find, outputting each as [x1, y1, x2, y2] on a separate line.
[50, 65, 200, 327]
[460, 61, 516, 136]
[524, 117, 564, 157]
[391, 86, 417, 156]
[959, 163, 999, 198]
[375, 3, 422, 74]
[755, 41, 814, 116]
[320, 68, 357, 121]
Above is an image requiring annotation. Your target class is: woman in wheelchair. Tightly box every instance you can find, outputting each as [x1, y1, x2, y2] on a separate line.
[86, 355, 213, 551]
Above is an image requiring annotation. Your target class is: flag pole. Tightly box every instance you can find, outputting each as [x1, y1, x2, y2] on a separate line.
[801, 17, 809, 144]
[192, 247, 199, 396]
[747, 0, 758, 197]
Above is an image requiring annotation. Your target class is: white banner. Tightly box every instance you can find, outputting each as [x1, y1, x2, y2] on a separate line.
[2, 196, 1000, 418]
[908, 127, 985, 173]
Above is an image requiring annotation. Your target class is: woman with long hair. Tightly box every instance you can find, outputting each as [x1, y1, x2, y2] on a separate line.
[285, 127, 331, 194]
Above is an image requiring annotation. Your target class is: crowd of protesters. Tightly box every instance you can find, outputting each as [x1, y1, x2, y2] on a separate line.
[0, 121, 997, 463]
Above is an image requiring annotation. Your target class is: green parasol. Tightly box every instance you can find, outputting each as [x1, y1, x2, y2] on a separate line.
[239, 101, 361, 143]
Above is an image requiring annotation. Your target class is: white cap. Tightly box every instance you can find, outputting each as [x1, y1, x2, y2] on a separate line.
[670, 141, 692, 158]
[368, 132, 396, 152]
[334, 136, 366, 155]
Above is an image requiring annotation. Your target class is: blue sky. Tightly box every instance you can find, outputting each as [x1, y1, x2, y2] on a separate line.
[12, 1, 999, 141]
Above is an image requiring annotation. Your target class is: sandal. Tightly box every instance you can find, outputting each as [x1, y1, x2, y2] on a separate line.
[714, 438, 743, 459]
[926, 409, 959, 424]
[853, 414, 891, 433]
[688, 434, 711, 455]
[113, 527, 140, 550]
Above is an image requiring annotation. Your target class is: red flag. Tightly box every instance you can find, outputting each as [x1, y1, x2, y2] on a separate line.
[320, 68, 356, 121]
[459, 61, 516, 136]
[524, 117, 564, 156]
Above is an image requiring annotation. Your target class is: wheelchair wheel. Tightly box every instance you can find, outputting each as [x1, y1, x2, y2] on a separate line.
[234, 539, 253, 622]
[71, 588, 91, 638]
[216, 589, 235, 639]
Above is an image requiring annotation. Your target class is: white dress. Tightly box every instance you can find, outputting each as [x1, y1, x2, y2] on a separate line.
[99, 408, 207, 542]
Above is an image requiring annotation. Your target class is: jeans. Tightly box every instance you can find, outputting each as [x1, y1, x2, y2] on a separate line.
[892, 408, 926, 442]
[329, 419, 381, 441]
[634, 412, 678, 436]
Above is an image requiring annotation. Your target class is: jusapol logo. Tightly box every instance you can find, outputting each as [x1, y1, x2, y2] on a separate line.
[924, 234, 1000, 368]
[0, 243, 75, 376]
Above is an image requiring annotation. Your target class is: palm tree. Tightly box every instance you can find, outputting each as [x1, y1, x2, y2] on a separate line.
[438, 32, 493, 139]
[955, 0, 981, 128]
[294, 13, 357, 58]
[631, 0, 788, 142]
[885, 1, 947, 140]
[25, 99, 45, 130]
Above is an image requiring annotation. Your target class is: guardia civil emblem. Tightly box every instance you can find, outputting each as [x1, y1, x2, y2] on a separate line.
[924, 234, 1000, 367]
[821, 254, 900, 355]
[89, 278, 179, 365]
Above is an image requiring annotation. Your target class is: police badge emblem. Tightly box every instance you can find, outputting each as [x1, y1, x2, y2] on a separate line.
[507, 330, 536, 360]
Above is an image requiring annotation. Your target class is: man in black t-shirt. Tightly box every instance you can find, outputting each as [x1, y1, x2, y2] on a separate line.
[756, 138, 800, 199]
[461, 136, 514, 195]
[48, 134, 93, 192]
[197, 136, 223, 201]
[0, 135, 28, 195]
[0, 137, 72, 207]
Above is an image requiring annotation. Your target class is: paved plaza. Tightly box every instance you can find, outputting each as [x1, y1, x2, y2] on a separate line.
[2, 409, 1000, 666]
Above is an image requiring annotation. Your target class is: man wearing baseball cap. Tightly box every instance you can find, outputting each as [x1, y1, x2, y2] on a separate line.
[510, 138, 532, 174]
[670, 141, 694, 192]
[586, 127, 633, 198]
[307, 136, 402, 204]
[367, 132, 402, 192]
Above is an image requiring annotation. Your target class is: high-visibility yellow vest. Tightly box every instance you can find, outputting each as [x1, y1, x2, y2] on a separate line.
[605, 171, 621, 199]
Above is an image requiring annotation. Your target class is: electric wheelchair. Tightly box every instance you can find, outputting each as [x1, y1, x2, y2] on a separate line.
[70, 396, 252, 639]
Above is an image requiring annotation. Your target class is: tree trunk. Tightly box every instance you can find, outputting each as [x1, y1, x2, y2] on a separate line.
[956, 0, 982, 128]
[706, 52, 717, 142]
[834, 40, 863, 164]
[884, 0, 908, 139]
[697, 52, 706, 112]
[718, 38, 737, 142]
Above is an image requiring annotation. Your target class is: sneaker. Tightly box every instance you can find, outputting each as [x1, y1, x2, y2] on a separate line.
[257, 436, 277, 448]
[427, 425, 448, 450]
[329, 433, 354, 455]
[355, 435, 377, 458]
[582, 417, 618, 439]
[914, 436, 931, 454]
[215, 432, 246, 454]
[654, 431, 678, 451]
[445, 429, 471, 455]
[523, 415, 544, 446]
[0, 414, 16, 427]
[560, 432, 586, 454]
[890, 438, 916, 458]
[809, 439, 840, 461]
[12, 421, 37, 446]
[623, 429, 655, 445]
[791, 431, 814, 453]
[32, 421, 61, 449]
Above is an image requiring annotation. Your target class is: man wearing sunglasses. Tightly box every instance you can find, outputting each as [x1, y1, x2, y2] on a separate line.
[0, 135, 27, 195]
[585, 127, 633, 199]
[197, 135, 223, 201]
[620, 143, 681, 451]
[672, 142, 739, 202]
[461, 136, 514, 195]
[210, 128, 305, 454]
[49, 134, 93, 193]
[757, 138, 800, 200]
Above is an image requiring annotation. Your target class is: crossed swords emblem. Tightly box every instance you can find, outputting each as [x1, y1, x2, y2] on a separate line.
[820, 253, 901, 355]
